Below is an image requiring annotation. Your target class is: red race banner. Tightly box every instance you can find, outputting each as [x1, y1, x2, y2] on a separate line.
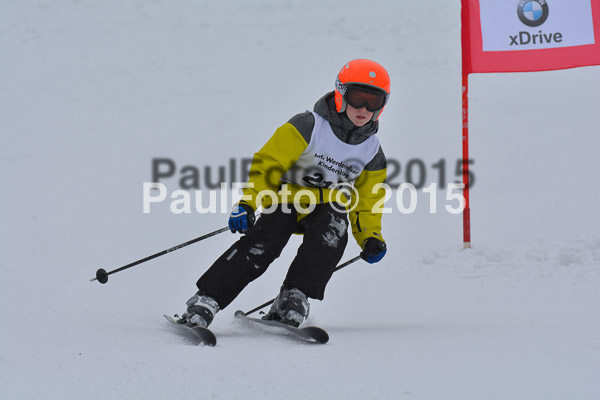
[462, 0, 600, 74]
[460, 0, 600, 248]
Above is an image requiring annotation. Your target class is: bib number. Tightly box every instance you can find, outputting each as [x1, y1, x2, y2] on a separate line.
[303, 172, 333, 188]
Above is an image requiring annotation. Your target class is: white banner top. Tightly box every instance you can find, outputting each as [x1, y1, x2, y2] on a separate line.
[479, 0, 596, 51]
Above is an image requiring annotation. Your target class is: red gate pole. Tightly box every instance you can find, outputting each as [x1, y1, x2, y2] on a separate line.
[462, 72, 471, 249]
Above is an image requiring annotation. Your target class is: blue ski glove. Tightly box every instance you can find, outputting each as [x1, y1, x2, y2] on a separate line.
[360, 237, 387, 264]
[228, 202, 255, 234]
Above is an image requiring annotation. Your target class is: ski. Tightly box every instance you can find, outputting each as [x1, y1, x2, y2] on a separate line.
[234, 310, 329, 344]
[163, 314, 217, 347]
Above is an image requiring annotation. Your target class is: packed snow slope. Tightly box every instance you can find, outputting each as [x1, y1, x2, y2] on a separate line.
[1, 1, 599, 399]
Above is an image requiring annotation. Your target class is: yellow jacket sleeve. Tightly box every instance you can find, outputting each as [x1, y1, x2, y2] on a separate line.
[349, 168, 387, 248]
[240, 122, 308, 210]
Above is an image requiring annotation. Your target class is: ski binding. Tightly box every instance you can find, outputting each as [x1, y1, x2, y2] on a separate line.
[163, 314, 217, 347]
[234, 310, 329, 344]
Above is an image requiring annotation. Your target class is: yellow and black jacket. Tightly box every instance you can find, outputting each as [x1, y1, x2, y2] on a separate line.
[240, 92, 387, 250]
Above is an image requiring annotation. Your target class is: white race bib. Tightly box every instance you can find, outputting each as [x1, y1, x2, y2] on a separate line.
[282, 112, 380, 189]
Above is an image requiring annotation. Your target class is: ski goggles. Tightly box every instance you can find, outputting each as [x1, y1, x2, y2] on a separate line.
[344, 85, 388, 112]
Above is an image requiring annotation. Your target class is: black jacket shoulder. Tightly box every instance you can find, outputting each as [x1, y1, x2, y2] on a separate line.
[364, 146, 387, 171]
[287, 112, 315, 144]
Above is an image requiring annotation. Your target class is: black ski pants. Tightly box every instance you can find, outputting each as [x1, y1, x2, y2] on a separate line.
[196, 203, 349, 309]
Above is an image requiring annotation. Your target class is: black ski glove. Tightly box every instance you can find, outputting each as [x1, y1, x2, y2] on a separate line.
[360, 237, 387, 264]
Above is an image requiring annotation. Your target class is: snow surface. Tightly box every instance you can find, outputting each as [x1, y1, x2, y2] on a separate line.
[1, 1, 600, 399]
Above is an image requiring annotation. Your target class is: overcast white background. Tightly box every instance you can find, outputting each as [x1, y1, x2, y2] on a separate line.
[1, 1, 599, 399]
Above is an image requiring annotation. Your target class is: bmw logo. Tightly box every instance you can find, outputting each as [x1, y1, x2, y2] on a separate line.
[517, 0, 549, 27]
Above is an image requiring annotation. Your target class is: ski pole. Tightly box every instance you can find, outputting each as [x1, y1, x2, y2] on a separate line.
[243, 255, 363, 316]
[90, 226, 230, 284]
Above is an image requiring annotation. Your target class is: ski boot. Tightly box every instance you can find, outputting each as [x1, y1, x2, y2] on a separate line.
[178, 292, 220, 328]
[262, 286, 310, 327]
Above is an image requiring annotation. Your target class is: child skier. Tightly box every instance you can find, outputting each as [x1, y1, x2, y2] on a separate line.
[181, 59, 390, 328]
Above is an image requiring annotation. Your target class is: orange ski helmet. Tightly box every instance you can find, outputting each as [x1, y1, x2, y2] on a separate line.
[335, 59, 390, 121]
